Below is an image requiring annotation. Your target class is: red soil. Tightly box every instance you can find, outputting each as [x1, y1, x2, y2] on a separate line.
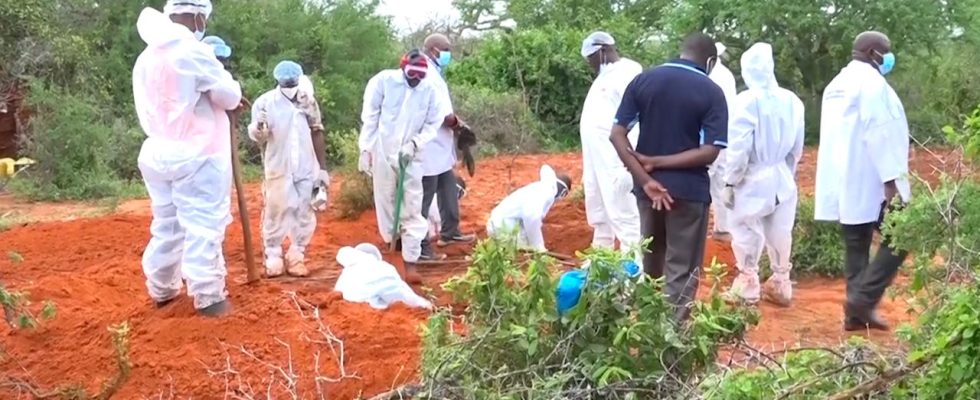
[0, 149, 962, 398]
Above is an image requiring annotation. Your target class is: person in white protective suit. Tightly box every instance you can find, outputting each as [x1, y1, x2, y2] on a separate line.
[708, 42, 738, 241]
[334, 243, 433, 310]
[132, 0, 243, 317]
[248, 61, 330, 278]
[578, 31, 643, 262]
[720, 43, 805, 306]
[358, 50, 447, 284]
[487, 165, 572, 252]
[815, 31, 910, 331]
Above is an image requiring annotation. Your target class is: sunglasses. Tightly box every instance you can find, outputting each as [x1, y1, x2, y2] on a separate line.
[404, 64, 428, 80]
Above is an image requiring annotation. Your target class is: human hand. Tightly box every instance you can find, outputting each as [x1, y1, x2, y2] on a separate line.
[884, 181, 898, 205]
[399, 140, 418, 166]
[643, 179, 673, 211]
[630, 150, 657, 173]
[358, 151, 373, 175]
[234, 97, 251, 113]
[722, 186, 735, 209]
[316, 169, 330, 187]
[253, 125, 270, 142]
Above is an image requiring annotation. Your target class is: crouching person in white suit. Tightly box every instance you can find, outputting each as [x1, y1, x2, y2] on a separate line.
[334, 244, 433, 310]
[487, 165, 572, 252]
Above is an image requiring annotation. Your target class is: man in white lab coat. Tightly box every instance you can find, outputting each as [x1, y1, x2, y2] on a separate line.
[721, 43, 805, 306]
[708, 42, 738, 241]
[248, 61, 329, 278]
[487, 165, 572, 252]
[133, 0, 243, 317]
[578, 31, 643, 261]
[814, 31, 910, 331]
[418, 33, 475, 261]
[358, 50, 447, 283]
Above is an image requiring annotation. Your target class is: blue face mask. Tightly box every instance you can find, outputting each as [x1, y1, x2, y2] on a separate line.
[437, 50, 452, 68]
[876, 51, 896, 76]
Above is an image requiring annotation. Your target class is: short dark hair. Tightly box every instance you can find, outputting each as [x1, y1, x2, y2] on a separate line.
[680, 33, 718, 64]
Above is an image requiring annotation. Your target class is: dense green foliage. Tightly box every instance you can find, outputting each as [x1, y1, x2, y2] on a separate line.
[419, 238, 758, 398]
[790, 197, 845, 277]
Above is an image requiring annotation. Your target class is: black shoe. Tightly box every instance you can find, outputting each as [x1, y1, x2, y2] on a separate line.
[155, 297, 177, 309]
[437, 233, 476, 247]
[419, 246, 447, 261]
[198, 300, 232, 318]
[843, 303, 890, 331]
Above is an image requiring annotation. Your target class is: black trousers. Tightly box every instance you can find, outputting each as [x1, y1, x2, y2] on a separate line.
[421, 170, 462, 246]
[637, 197, 710, 323]
[840, 222, 907, 311]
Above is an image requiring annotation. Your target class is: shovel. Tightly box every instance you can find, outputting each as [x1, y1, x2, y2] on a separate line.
[389, 158, 408, 253]
[228, 110, 260, 283]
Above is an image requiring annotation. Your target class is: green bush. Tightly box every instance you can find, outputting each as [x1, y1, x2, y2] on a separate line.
[419, 238, 758, 398]
[450, 84, 542, 156]
[15, 84, 128, 200]
[334, 173, 373, 220]
[790, 196, 845, 277]
[324, 128, 360, 168]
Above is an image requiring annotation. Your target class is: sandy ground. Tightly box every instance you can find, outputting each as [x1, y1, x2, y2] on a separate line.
[0, 148, 964, 398]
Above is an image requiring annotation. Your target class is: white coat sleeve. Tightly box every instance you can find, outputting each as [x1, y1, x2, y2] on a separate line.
[521, 198, 548, 251]
[186, 45, 242, 111]
[723, 95, 756, 186]
[413, 87, 447, 149]
[247, 95, 265, 142]
[860, 85, 908, 184]
[359, 74, 384, 153]
[787, 98, 806, 176]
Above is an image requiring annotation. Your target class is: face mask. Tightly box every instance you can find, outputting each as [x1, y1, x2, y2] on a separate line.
[437, 50, 452, 67]
[875, 51, 896, 76]
[193, 15, 207, 41]
[280, 86, 299, 99]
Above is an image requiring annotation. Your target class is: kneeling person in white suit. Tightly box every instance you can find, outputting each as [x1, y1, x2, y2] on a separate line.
[722, 43, 805, 306]
[248, 61, 330, 278]
[487, 165, 572, 252]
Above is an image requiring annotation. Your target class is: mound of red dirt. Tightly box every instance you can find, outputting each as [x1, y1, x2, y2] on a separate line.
[0, 149, 956, 398]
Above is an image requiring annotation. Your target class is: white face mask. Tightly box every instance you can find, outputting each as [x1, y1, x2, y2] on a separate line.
[280, 86, 299, 99]
[193, 15, 207, 41]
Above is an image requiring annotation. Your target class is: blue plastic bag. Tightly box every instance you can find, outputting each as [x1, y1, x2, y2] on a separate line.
[556, 260, 641, 316]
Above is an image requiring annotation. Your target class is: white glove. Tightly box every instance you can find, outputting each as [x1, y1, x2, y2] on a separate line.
[399, 140, 418, 165]
[722, 185, 735, 209]
[358, 151, 372, 175]
[254, 111, 271, 142]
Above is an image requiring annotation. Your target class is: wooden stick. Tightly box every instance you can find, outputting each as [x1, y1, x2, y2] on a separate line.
[228, 111, 260, 283]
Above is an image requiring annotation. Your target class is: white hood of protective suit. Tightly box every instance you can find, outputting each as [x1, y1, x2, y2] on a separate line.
[137, 7, 194, 48]
[740, 43, 777, 91]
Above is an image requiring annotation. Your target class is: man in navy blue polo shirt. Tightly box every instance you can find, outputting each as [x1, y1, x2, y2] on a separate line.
[610, 33, 728, 323]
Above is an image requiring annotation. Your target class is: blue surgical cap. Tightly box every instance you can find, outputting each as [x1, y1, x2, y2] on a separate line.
[202, 36, 232, 59]
[273, 61, 304, 84]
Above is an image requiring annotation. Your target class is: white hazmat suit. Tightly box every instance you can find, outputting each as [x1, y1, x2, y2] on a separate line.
[487, 165, 565, 252]
[579, 36, 643, 258]
[359, 69, 447, 262]
[248, 83, 326, 277]
[334, 244, 433, 309]
[132, 5, 242, 310]
[723, 43, 805, 305]
[708, 42, 738, 236]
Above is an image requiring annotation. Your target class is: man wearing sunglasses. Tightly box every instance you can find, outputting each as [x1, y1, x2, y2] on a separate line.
[358, 49, 449, 283]
[486, 165, 573, 253]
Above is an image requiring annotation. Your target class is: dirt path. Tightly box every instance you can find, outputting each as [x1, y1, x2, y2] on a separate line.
[0, 149, 959, 398]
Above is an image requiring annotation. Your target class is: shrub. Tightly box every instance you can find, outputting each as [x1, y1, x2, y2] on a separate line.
[450, 84, 542, 156]
[324, 128, 360, 167]
[334, 173, 373, 220]
[15, 84, 126, 200]
[418, 238, 758, 398]
[790, 196, 845, 277]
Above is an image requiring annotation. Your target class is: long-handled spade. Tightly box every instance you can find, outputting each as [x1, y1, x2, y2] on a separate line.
[228, 110, 260, 283]
[389, 158, 408, 253]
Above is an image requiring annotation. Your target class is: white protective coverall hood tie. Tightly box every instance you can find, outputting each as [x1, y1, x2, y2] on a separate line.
[334, 244, 433, 309]
[815, 60, 911, 225]
[723, 42, 805, 305]
[578, 38, 643, 261]
[248, 71, 325, 276]
[487, 165, 562, 252]
[708, 42, 738, 236]
[133, 5, 242, 310]
[359, 69, 447, 263]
